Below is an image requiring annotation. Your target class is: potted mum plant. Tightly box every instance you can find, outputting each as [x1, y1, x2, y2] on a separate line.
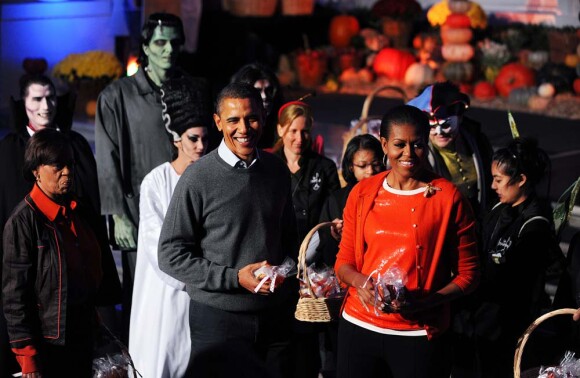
[53, 50, 123, 118]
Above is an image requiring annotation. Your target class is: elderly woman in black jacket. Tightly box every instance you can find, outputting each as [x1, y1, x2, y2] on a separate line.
[2, 129, 121, 378]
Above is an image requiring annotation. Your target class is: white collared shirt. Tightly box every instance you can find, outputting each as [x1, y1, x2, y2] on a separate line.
[26, 125, 60, 136]
[217, 139, 258, 168]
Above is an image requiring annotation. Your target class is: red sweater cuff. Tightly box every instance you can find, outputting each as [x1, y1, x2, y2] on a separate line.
[12, 345, 39, 374]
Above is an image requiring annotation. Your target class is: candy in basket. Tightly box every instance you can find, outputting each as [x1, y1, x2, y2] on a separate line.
[537, 351, 580, 378]
[299, 263, 342, 299]
[295, 222, 346, 322]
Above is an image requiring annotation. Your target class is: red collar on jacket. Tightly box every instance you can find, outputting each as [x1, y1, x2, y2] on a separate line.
[30, 184, 77, 221]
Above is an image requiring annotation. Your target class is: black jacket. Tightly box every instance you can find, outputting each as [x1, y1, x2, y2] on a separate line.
[478, 196, 563, 337]
[2, 194, 121, 349]
[274, 149, 340, 240]
[427, 116, 495, 218]
[317, 184, 354, 267]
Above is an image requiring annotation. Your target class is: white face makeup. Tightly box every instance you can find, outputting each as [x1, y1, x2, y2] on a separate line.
[429, 115, 460, 149]
[253, 79, 273, 115]
[24, 84, 56, 130]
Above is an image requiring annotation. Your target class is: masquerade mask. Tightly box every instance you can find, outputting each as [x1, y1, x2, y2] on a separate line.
[429, 115, 459, 136]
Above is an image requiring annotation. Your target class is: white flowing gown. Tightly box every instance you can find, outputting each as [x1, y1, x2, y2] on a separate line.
[129, 162, 190, 378]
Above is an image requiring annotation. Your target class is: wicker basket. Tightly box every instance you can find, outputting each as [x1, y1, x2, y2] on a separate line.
[295, 222, 345, 322]
[513, 308, 577, 378]
[281, 0, 314, 16]
[225, 0, 277, 17]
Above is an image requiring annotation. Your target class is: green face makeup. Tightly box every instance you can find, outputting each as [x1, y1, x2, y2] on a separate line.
[143, 25, 182, 83]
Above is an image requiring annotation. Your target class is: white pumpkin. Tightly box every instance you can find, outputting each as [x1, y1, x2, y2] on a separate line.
[448, 0, 472, 14]
[537, 83, 555, 98]
[404, 63, 435, 87]
[527, 50, 549, 70]
[441, 43, 474, 62]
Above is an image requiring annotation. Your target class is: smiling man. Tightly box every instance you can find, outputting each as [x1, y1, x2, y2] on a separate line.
[158, 83, 299, 378]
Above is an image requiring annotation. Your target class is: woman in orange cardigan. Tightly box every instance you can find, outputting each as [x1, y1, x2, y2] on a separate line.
[335, 105, 479, 378]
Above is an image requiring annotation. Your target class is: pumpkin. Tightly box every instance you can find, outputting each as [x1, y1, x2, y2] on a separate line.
[527, 95, 550, 110]
[564, 54, 579, 68]
[427, 0, 487, 28]
[85, 100, 98, 118]
[448, 0, 471, 14]
[329, 15, 360, 48]
[295, 49, 328, 88]
[444, 13, 471, 28]
[440, 27, 472, 44]
[473, 81, 496, 100]
[458, 83, 472, 94]
[573, 78, 580, 95]
[441, 44, 474, 62]
[357, 68, 374, 83]
[22, 58, 48, 75]
[372, 48, 416, 80]
[339, 67, 358, 83]
[404, 63, 435, 87]
[441, 62, 474, 83]
[537, 83, 556, 98]
[526, 50, 549, 70]
[537, 63, 576, 93]
[494, 63, 535, 97]
[508, 87, 536, 106]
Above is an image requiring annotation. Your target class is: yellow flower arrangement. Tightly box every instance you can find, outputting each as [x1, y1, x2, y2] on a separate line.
[427, 0, 488, 29]
[53, 50, 123, 82]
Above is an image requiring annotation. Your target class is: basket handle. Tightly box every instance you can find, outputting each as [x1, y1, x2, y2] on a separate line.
[513, 308, 577, 378]
[359, 85, 408, 121]
[296, 222, 335, 299]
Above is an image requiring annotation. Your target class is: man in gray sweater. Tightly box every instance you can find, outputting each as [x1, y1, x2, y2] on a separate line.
[158, 83, 298, 377]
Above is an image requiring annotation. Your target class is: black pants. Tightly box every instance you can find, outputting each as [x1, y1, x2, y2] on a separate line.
[121, 249, 137, 345]
[187, 300, 294, 378]
[337, 319, 451, 378]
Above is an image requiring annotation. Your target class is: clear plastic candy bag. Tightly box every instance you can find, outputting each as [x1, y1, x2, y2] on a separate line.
[253, 256, 296, 293]
[92, 324, 140, 378]
[538, 351, 580, 377]
[375, 264, 408, 314]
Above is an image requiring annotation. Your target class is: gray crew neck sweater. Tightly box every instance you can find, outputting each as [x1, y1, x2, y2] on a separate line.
[158, 149, 299, 312]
